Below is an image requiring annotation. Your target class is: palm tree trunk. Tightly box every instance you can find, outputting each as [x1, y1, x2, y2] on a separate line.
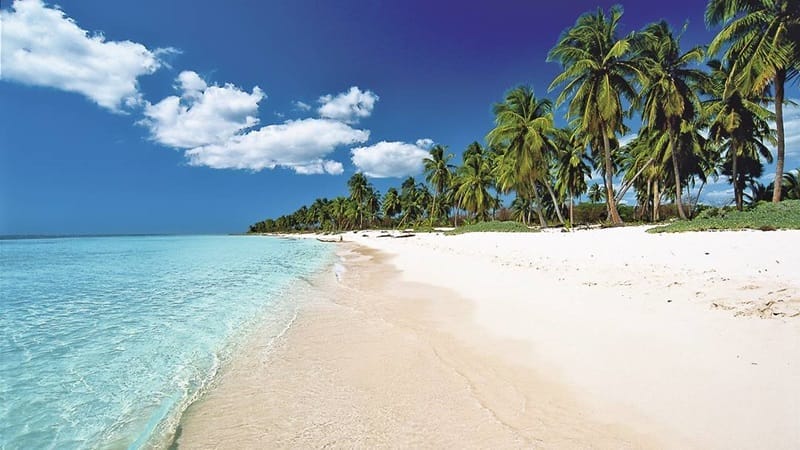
[772, 69, 786, 203]
[569, 188, 574, 230]
[601, 129, 623, 224]
[732, 141, 741, 210]
[653, 180, 661, 222]
[644, 178, 651, 221]
[544, 180, 565, 225]
[670, 133, 687, 219]
[531, 182, 547, 227]
[430, 193, 437, 226]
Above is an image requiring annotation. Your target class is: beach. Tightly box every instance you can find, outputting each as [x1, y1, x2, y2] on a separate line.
[178, 227, 800, 449]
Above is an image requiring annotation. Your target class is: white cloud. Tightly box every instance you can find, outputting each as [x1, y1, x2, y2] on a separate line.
[141, 71, 264, 149]
[185, 118, 369, 174]
[0, 0, 171, 111]
[350, 140, 431, 178]
[415, 138, 435, 149]
[293, 101, 311, 111]
[317, 86, 378, 123]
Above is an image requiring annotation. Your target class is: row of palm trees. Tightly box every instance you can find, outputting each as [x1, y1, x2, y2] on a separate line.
[249, 1, 799, 233]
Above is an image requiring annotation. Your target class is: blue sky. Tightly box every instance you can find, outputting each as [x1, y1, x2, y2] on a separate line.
[1, 0, 797, 234]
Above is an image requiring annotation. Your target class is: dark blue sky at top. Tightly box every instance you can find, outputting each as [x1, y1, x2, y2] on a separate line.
[0, 0, 789, 234]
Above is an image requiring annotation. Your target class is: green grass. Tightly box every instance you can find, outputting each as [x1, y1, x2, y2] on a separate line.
[648, 200, 800, 233]
[445, 220, 537, 235]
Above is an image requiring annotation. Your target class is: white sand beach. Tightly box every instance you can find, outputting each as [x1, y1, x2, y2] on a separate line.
[180, 227, 800, 449]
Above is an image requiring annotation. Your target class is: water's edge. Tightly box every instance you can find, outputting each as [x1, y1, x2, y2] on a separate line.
[161, 240, 340, 449]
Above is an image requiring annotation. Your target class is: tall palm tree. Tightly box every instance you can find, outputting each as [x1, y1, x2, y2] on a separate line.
[552, 127, 591, 227]
[706, 0, 800, 202]
[423, 144, 455, 225]
[487, 86, 559, 225]
[705, 59, 775, 210]
[382, 187, 402, 222]
[347, 172, 372, 228]
[548, 6, 643, 224]
[455, 150, 493, 221]
[636, 21, 707, 219]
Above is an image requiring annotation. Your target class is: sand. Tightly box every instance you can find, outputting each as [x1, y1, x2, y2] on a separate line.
[178, 227, 800, 449]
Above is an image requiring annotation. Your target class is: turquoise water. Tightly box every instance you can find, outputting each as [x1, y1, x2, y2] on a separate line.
[0, 235, 332, 449]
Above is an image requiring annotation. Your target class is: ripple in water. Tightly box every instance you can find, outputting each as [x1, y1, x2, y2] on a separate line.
[0, 235, 332, 448]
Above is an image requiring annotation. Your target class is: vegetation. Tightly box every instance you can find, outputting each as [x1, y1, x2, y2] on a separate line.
[650, 200, 800, 232]
[249, 2, 799, 235]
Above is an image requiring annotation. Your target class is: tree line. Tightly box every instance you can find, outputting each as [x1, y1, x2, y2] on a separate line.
[250, 1, 799, 234]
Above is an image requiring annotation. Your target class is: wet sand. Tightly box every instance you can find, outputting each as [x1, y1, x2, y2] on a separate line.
[176, 245, 656, 448]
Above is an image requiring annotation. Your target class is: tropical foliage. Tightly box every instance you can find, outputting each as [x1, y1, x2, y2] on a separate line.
[249, 2, 799, 234]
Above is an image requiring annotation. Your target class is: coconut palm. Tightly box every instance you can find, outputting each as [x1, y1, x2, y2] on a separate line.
[588, 183, 606, 204]
[553, 127, 591, 226]
[382, 187, 402, 221]
[636, 20, 707, 219]
[455, 150, 494, 221]
[487, 86, 559, 225]
[706, 0, 800, 202]
[782, 168, 800, 199]
[705, 59, 775, 210]
[347, 172, 372, 228]
[548, 6, 643, 224]
[423, 144, 455, 225]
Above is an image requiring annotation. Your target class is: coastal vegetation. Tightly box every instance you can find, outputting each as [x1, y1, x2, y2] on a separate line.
[249, 1, 799, 234]
[650, 199, 800, 232]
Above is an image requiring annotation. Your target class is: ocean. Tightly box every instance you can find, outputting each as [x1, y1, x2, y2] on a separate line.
[0, 235, 333, 448]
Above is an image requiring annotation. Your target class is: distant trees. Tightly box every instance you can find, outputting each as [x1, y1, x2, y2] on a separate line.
[248, 2, 800, 234]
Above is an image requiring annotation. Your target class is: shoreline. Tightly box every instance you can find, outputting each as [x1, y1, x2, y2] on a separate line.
[176, 243, 656, 447]
[177, 228, 800, 448]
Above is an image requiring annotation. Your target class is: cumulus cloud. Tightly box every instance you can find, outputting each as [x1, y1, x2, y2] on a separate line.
[141, 71, 264, 149]
[0, 0, 171, 111]
[318, 86, 378, 123]
[185, 119, 369, 174]
[293, 101, 311, 111]
[350, 140, 432, 178]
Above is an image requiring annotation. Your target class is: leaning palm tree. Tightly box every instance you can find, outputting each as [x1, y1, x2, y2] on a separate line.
[705, 59, 775, 210]
[487, 86, 560, 225]
[636, 21, 708, 219]
[548, 6, 643, 224]
[706, 0, 800, 202]
[423, 144, 455, 225]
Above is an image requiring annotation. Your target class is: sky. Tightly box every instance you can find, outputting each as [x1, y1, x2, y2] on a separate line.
[1, 0, 797, 235]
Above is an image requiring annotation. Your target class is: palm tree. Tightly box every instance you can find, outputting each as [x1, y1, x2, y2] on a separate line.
[347, 173, 372, 229]
[588, 183, 606, 204]
[706, 0, 800, 202]
[423, 144, 455, 225]
[636, 20, 707, 219]
[487, 86, 559, 225]
[705, 59, 775, 210]
[382, 187, 402, 222]
[553, 127, 591, 226]
[782, 168, 800, 199]
[548, 6, 643, 224]
[455, 149, 493, 221]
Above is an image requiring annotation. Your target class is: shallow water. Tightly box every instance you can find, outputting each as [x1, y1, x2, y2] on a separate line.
[0, 235, 331, 449]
